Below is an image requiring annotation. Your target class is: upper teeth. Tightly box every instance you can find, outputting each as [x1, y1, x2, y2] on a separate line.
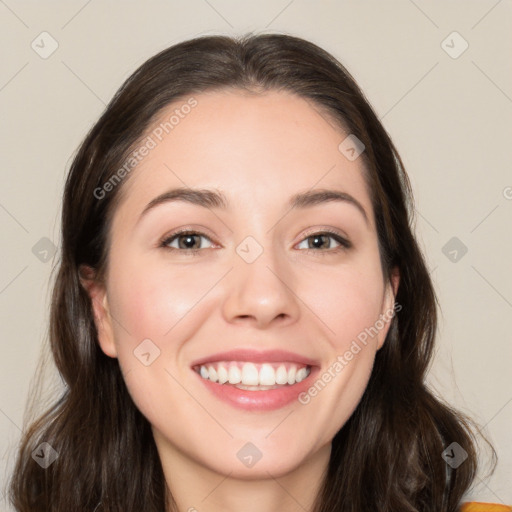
[196, 362, 311, 386]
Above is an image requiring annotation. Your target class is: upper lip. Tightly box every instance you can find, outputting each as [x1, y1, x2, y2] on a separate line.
[190, 349, 320, 368]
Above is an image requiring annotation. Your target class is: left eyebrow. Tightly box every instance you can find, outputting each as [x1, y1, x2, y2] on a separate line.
[137, 186, 369, 226]
[288, 189, 369, 225]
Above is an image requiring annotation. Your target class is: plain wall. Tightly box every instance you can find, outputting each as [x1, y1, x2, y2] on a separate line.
[1, 0, 511, 507]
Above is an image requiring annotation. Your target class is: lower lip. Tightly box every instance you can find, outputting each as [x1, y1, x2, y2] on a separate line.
[193, 366, 319, 411]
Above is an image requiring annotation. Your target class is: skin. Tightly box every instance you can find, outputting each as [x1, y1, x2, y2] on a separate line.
[82, 89, 399, 512]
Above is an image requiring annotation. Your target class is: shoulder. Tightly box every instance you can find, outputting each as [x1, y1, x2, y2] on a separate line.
[460, 503, 512, 512]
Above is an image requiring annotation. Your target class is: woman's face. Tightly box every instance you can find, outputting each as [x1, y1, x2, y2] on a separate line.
[87, 88, 398, 478]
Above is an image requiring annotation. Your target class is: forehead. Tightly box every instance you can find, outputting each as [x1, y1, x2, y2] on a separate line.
[114, 88, 372, 225]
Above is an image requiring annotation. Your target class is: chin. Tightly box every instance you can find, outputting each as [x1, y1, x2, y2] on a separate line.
[208, 452, 307, 480]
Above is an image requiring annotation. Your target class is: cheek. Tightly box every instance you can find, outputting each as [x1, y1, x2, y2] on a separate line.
[299, 258, 386, 351]
[105, 260, 207, 421]
[109, 258, 211, 342]
[294, 263, 385, 443]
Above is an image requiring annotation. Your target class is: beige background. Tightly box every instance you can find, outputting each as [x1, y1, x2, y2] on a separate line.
[1, 0, 511, 508]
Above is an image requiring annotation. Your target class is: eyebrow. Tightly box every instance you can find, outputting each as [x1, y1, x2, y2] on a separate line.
[138, 187, 369, 225]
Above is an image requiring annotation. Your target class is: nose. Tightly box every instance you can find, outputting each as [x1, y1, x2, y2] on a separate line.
[221, 242, 301, 329]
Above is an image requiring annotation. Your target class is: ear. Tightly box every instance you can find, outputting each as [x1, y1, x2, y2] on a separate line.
[376, 266, 400, 350]
[79, 265, 117, 358]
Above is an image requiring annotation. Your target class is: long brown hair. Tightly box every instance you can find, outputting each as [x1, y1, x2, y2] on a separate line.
[9, 32, 495, 511]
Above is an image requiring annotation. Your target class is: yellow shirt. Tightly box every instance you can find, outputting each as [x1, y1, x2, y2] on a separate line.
[460, 503, 512, 511]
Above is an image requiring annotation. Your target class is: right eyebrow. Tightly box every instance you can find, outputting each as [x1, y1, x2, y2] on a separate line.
[138, 188, 228, 224]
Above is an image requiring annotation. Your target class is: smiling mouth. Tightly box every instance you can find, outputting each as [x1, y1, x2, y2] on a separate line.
[192, 361, 312, 390]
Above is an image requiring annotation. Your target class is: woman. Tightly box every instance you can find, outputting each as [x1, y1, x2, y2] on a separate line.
[8, 32, 503, 512]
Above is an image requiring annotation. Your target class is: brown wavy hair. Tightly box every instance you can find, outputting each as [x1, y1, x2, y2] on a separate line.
[8, 32, 495, 512]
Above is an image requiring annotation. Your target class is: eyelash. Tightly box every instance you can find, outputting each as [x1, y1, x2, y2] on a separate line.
[159, 228, 352, 257]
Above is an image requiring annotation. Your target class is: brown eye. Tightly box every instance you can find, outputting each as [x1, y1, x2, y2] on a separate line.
[296, 231, 351, 252]
[161, 231, 214, 251]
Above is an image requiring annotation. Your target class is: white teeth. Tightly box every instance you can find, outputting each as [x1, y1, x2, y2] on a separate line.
[217, 365, 229, 384]
[235, 383, 280, 391]
[196, 361, 311, 386]
[287, 365, 296, 385]
[228, 365, 241, 384]
[259, 364, 275, 386]
[275, 365, 288, 385]
[241, 362, 259, 385]
[207, 365, 218, 383]
[295, 367, 308, 382]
